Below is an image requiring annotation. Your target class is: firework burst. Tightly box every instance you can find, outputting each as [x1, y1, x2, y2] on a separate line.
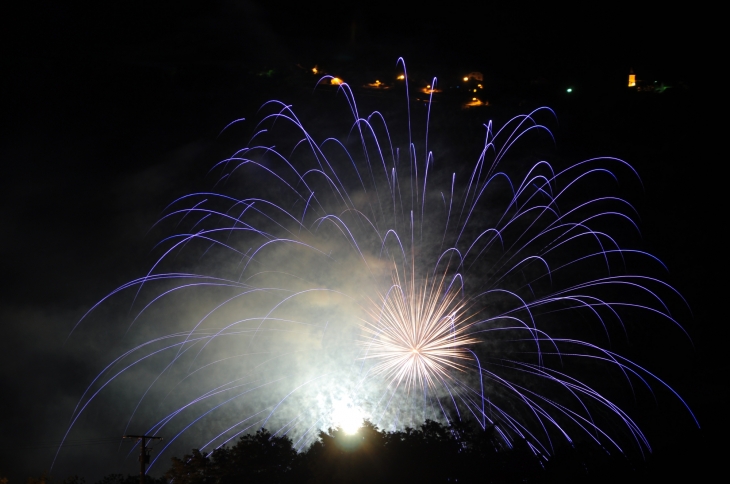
[360, 269, 477, 391]
[57, 60, 697, 471]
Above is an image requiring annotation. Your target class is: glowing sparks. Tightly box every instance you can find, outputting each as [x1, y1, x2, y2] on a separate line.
[59, 61, 697, 473]
[361, 272, 476, 391]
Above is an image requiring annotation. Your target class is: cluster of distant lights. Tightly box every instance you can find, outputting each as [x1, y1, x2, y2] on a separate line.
[311, 67, 579, 101]
[321, 70, 490, 106]
[310, 66, 657, 96]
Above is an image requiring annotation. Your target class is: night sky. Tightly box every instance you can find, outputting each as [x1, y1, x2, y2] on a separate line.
[1, 1, 717, 482]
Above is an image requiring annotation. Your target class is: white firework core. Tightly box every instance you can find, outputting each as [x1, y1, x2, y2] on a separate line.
[361, 269, 476, 391]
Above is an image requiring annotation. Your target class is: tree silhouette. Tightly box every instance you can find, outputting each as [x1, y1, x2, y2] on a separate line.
[92, 473, 165, 484]
[162, 420, 651, 483]
[165, 430, 297, 484]
[305, 421, 388, 484]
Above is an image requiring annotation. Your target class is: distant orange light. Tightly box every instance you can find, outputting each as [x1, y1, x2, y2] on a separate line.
[628, 74, 636, 87]
[397, 74, 405, 80]
[427, 85, 431, 88]
[463, 77, 469, 81]
[366, 80, 386, 89]
[477, 84, 483, 89]
[312, 66, 318, 74]
[464, 97, 486, 108]
[331, 77, 343, 85]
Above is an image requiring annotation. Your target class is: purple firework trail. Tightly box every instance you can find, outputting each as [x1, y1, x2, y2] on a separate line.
[57, 59, 697, 471]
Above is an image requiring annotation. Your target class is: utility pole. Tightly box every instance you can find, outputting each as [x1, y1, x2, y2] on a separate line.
[124, 435, 163, 484]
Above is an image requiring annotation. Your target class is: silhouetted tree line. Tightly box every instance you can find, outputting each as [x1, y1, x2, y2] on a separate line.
[161, 420, 640, 484]
[57, 473, 167, 484]
[34, 419, 689, 484]
[18, 473, 167, 484]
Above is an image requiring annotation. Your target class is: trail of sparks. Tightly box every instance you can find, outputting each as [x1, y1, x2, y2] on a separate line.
[360, 270, 477, 391]
[56, 61, 697, 473]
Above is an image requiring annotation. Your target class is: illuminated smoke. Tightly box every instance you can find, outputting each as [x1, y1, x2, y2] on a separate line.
[57, 60, 697, 472]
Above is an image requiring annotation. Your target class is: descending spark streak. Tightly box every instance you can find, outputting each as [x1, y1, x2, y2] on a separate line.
[58, 61, 697, 473]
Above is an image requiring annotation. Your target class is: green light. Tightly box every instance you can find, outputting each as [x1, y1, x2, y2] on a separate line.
[566, 88, 573, 93]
